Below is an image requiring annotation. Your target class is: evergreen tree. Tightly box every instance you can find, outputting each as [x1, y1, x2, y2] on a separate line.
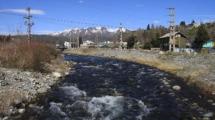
[78, 36, 83, 47]
[193, 24, 209, 50]
[151, 32, 161, 48]
[143, 42, 152, 49]
[180, 21, 186, 27]
[126, 34, 137, 49]
[190, 20, 196, 26]
[147, 24, 151, 30]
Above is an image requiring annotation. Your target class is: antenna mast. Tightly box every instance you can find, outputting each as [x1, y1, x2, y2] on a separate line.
[168, 7, 176, 52]
[24, 7, 34, 44]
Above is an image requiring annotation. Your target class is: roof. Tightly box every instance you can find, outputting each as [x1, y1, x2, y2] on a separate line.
[160, 32, 187, 39]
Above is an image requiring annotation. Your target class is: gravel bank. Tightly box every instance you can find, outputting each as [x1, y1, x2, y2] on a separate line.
[64, 48, 215, 95]
[0, 57, 71, 119]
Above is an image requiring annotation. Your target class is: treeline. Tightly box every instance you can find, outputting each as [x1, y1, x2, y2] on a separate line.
[124, 20, 215, 50]
[123, 25, 168, 49]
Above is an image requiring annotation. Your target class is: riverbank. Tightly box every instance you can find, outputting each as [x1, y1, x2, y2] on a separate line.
[0, 56, 72, 119]
[64, 48, 215, 95]
[16, 54, 215, 120]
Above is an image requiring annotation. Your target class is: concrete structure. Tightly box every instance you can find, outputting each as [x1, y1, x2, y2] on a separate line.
[160, 32, 188, 51]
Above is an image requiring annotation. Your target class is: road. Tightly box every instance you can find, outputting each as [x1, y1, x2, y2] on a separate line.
[16, 54, 214, 120]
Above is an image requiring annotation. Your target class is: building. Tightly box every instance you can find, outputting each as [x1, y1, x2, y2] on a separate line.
[81, 40, 96, 48]
[202, 40, 215, 53]
[202, 39, 214, 48]
[160, 32, 189, 51]
[64, 41, 71, 48]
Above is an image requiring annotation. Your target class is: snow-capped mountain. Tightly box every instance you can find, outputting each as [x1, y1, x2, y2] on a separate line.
[50, 27, 129, 42]
[50, 27, 128, 36]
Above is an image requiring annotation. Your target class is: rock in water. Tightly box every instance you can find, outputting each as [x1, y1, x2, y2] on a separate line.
[18, 109, 25, 114]
[203, 112, 213, 118]
[52, 72, 62, 78]
[172, 85, 181, 91]
[159, 51, 165, 55]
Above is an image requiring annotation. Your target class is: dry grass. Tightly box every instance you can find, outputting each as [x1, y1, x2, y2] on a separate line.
[0, 89, 28, 114]
[0, 41, 58, 72]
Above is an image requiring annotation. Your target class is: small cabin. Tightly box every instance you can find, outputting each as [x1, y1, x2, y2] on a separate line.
[159, 32, 188, 51]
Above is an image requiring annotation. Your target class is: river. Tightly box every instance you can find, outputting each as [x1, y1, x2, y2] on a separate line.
[15, 54, 214, 120]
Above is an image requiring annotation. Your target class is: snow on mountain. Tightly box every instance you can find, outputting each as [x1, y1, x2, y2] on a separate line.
[50, 27, 128, 36]
[107, 28, 118, 33]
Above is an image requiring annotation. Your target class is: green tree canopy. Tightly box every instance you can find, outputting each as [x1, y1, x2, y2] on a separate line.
[180, 21, 186, 27]
[193, 24, 210, 50]
[126, 34, 137, 49]
[147, 24, 151, 30]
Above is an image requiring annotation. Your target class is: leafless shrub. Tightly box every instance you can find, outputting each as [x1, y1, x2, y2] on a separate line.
[0, 41, 58, 72]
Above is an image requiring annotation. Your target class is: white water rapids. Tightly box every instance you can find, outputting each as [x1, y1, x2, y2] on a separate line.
[47, 85, 151, 120]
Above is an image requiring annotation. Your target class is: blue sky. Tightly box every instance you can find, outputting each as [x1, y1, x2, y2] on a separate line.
[0, 0, 215, 34]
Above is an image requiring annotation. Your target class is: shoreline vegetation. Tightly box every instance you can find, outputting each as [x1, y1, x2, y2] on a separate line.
[64, 48, 215, 96]
[0, 40, 71, 118]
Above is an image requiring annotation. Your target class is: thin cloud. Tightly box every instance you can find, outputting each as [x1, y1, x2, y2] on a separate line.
[0, 9, 45, 15]
[153, 20, 160, 24]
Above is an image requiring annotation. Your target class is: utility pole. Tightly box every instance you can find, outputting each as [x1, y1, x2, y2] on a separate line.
[72, 33, 75, 48]
[168, 8, 176, 52]
[119, 23, 123, 49]
[24, 7, 34, 44]
[77, 29, 80, 48]
[96, 33, 99, 47]
[69, 32, 72, 48]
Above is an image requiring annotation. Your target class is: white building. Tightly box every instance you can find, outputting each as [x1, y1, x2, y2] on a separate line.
[81, 40, 95, 48]
[64, 41, 71, 48]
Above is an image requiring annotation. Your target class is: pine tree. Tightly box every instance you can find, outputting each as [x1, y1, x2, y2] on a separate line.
[190, 20, 196, 26]
[151, 32, 161, 48]
[147, 24, 150, 30]
[180, 21, 186, 27]
[126, 34, 137, 49]
[193, 24, 209, 50]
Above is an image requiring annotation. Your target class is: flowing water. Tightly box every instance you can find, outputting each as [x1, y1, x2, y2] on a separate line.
[15, 55, 215, 120]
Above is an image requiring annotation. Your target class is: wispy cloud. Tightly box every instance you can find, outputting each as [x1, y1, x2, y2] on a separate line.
[78, 0, 84, 4]
[153, 20, 160, 24]
[0, 9, 45, 15]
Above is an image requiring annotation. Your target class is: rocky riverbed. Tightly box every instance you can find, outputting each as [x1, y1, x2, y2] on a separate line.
[11, 54, 215, 120]
[0, 58, 71, 119]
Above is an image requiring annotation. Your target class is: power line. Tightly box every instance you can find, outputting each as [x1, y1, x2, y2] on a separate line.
[0, 12, 122, 29]
[33, 16, 121, 29]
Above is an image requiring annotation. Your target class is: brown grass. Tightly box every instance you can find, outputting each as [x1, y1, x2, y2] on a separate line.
[0, 89, 28, 114]
[0, 41, 58, 72]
